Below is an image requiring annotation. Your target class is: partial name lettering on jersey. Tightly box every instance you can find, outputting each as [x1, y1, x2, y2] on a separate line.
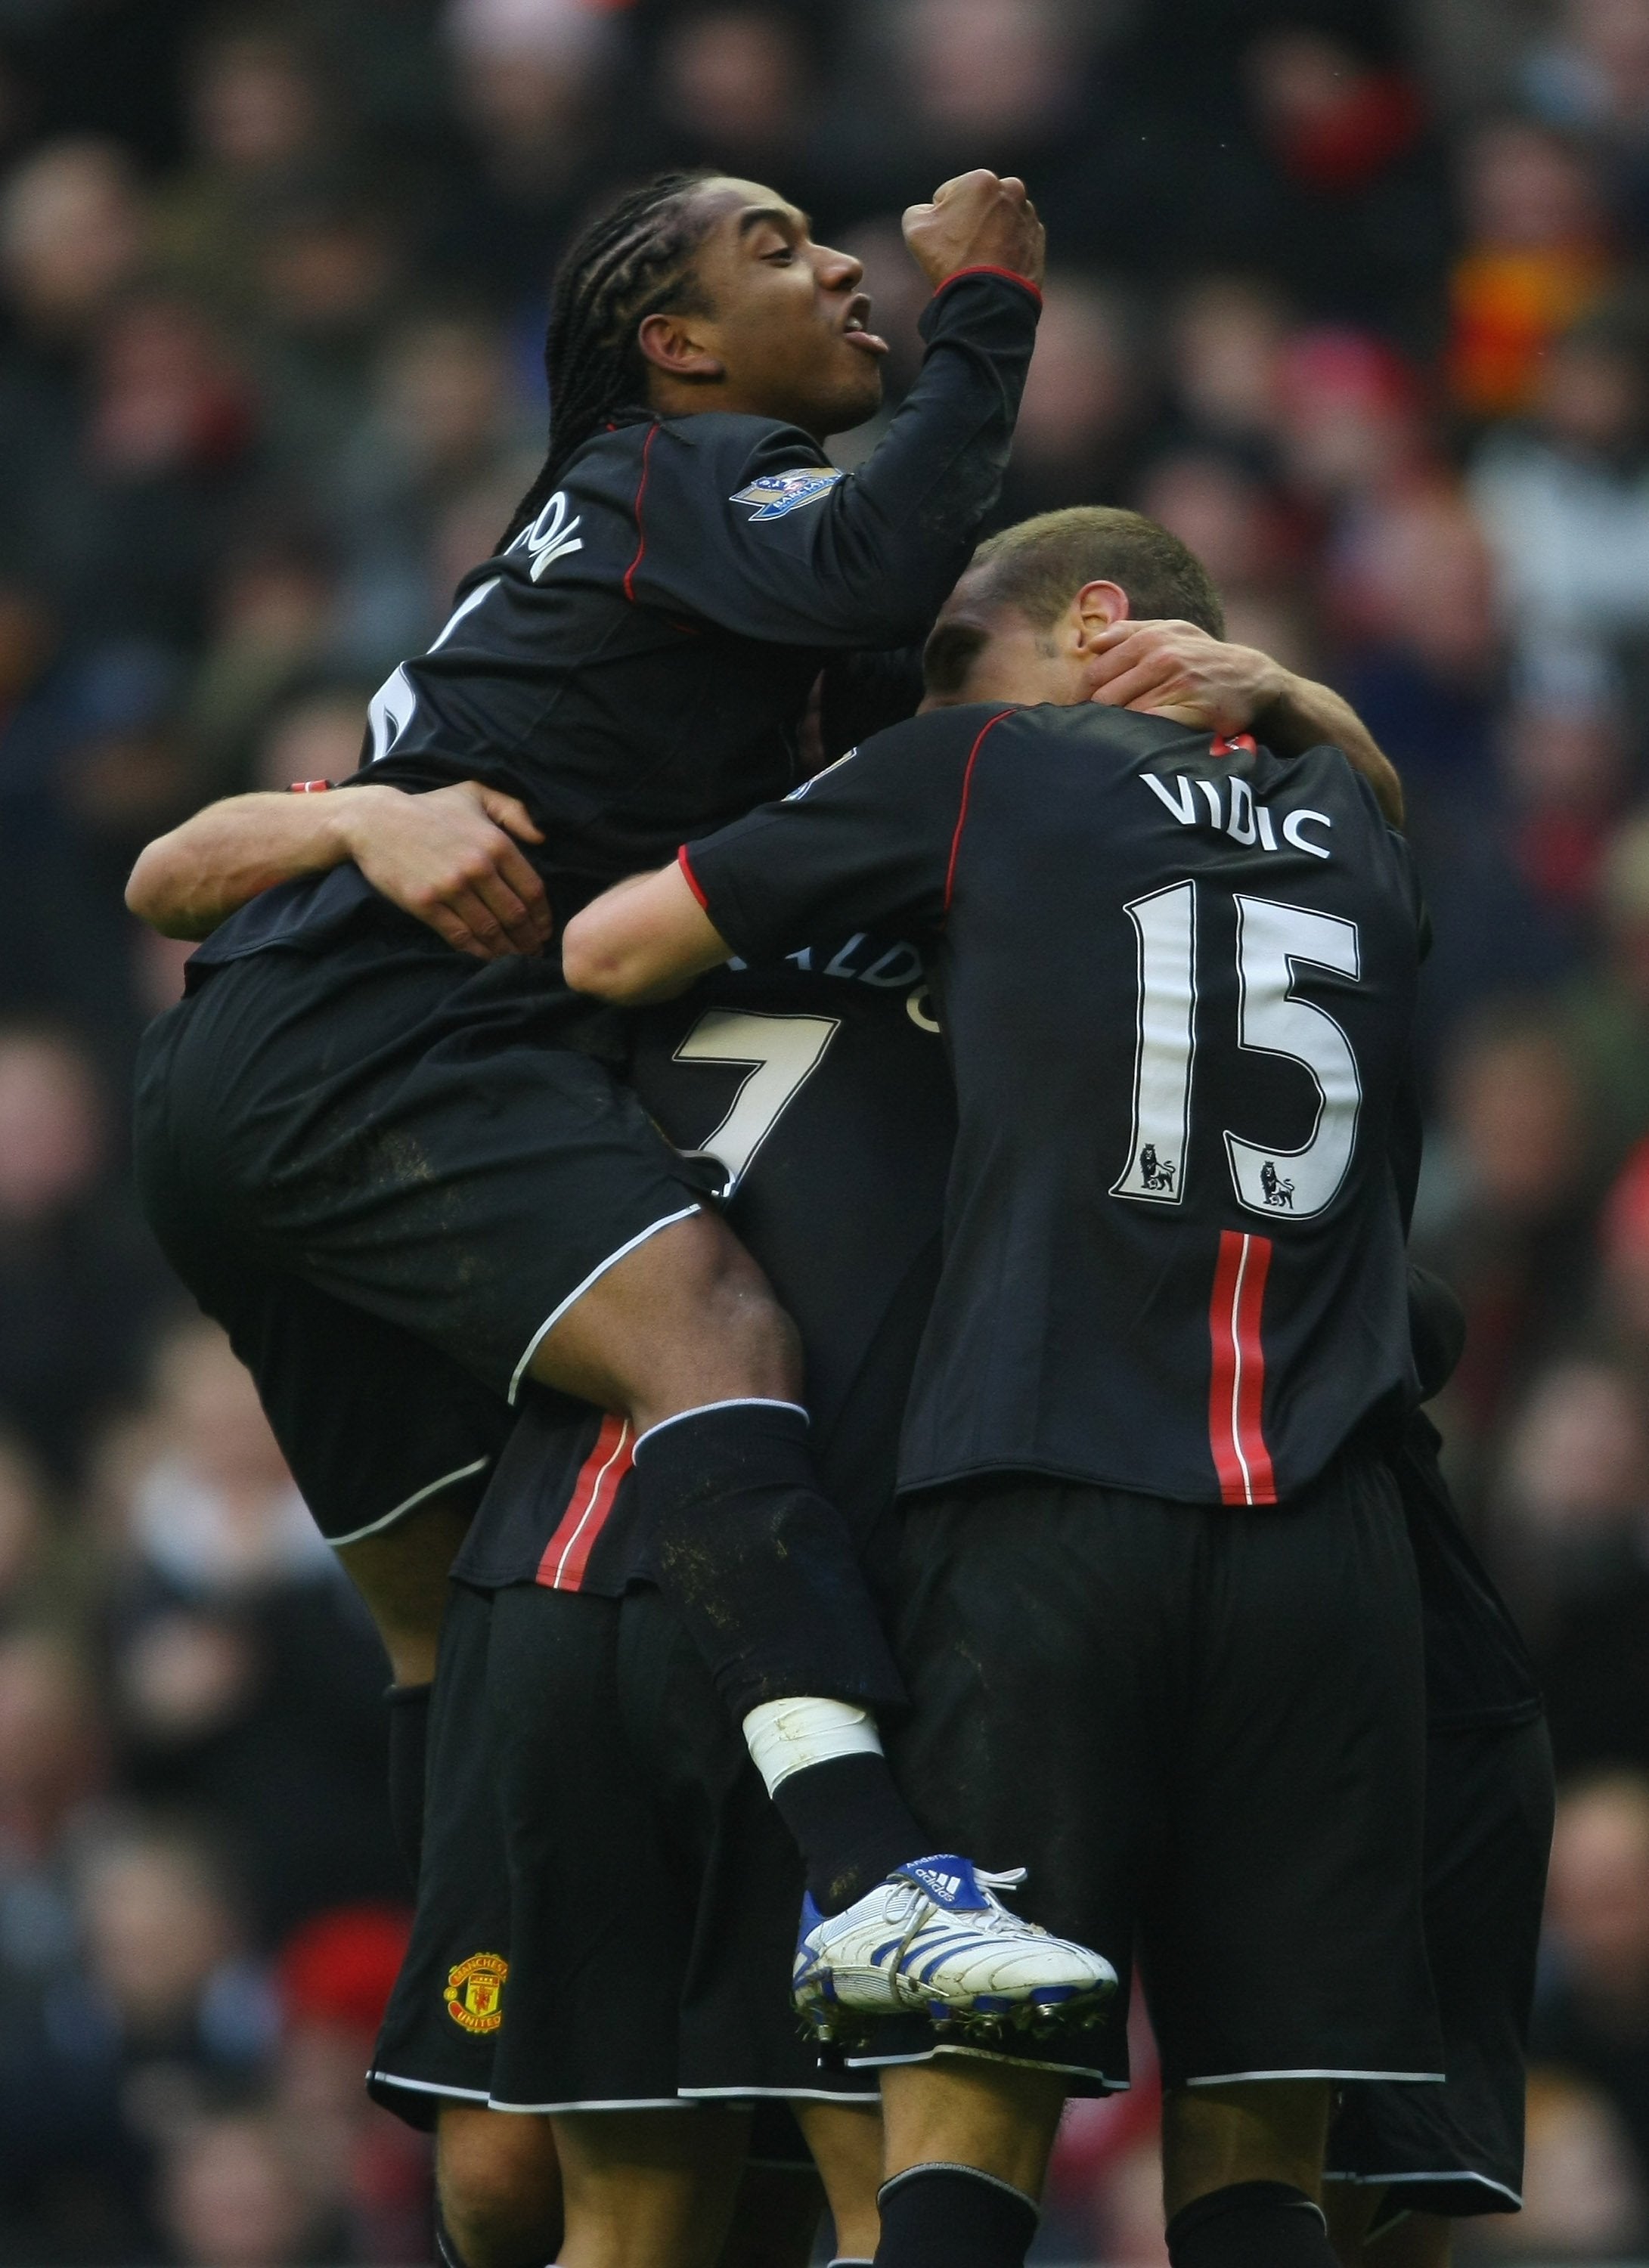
[508, 489, 584, 579]
[1142, 764, 1334, 860]
[730, 468, 845, 521]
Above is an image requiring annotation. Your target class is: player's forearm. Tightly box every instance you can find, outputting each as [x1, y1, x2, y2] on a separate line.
[563, 863, 733, 1003]
[126, 790, 361, 937]
[1257, 676, 1404, 829]
[832, 276, 1040, 637]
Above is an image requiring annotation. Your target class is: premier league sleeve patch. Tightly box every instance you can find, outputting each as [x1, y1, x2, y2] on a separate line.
[730, 468, 845, 522]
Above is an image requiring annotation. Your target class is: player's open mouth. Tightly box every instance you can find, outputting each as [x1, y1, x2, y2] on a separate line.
[842, 299, 888, 355]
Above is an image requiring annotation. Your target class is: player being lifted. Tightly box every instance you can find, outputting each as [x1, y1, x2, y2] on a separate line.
[561, 507, 1440, 2268]
[129, 167, 1112, 2030]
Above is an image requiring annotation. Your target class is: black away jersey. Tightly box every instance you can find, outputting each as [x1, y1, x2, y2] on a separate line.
[454, 935, 956, 1594]
[191, 271, 1039, 971]
[685, 702, 1426, 1506]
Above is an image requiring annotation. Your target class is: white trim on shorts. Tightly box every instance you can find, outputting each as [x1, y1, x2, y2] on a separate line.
[845, 2042, 1128, 2087]
[329, 1458, 492, 1548]
[1322, 2169, 1522, 2207]
[488, 2095, 693, 2115]
[507, 1205, 702, 1404]
[633, 1398, 809, 1454]
[677, 2085, 881, 2105]
[1186, 2068, 1446, 2086]
[367, 2070, 491, 2104]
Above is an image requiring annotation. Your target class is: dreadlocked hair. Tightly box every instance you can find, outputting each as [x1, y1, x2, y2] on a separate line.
[499, 170, 721, 552]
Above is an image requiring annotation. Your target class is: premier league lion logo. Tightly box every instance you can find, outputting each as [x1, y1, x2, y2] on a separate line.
[730, 469, 845, 520]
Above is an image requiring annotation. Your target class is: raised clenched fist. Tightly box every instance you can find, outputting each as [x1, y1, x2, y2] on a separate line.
[903, 170, 1045, 293]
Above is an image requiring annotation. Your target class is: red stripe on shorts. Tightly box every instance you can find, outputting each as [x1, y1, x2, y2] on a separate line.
[536, 1414, 634, 1591]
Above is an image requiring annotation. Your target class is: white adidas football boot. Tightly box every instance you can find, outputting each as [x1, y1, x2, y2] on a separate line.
[792, 1854, 1117, 2045]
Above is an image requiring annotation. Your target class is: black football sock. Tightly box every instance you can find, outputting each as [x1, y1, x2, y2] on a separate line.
[1166, 2182, 1337, 2268]
[631, 1401, 927, 1910]
[631, 1400, 907, 1717]
[772, 1749, 929, 1916]
[874, 2165, 1038, 2268]
[386, 1681, 432, 1887]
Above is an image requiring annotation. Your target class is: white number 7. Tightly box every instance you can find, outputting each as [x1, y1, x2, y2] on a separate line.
[672, 1009, 842, 1189]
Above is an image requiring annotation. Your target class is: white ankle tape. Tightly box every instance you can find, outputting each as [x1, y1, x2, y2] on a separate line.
[742, 1696, 884, 1794]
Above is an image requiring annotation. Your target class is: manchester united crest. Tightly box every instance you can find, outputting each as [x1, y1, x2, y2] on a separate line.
[444, 1951, 507, 2034]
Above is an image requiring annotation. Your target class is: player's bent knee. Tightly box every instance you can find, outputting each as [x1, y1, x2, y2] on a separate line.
[537, 1210, 803, 1415]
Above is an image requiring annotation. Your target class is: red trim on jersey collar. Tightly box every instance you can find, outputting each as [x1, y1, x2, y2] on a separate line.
[944, 708, 1017, 912]
[623, 422, 662, 604]
[935, 265, 1043, 308]
[1207, 1230, 1278, 1506]
[677, 844, 709, 907]
[536, 1414, 634, 1591]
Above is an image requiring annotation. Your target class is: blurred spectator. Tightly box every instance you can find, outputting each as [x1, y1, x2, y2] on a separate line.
[997, 273, 1152, 521]
[652, 8, 814, 180]
[276, 1907, 430, 2266]
[0, 136, 149, 358]
[0, 1432, 58, 1631]
[254, 191, 411, 472]
[1525, 0, 1649, 243]
[1136, 451, 1297, 613]
[1499, 687, 1632, 916]
[1163, 275, 1291, 460]
[0, 1630, 140, 2265]
[155, 15, 347, 324]
[1486, 1353, 1649, 1624]
[180, 530, 345, 801]
[1166, 20, 1453, 335]
[1331, 488, 1502, 813]
[1530, 1773, 1649, 2190]
[1479, 2065, 1647, 2255]
[1446, 118, 1613, 422]
[1275, 327, 1436, 522]
[157, 2107, 336, 2268]
[76, 1818, 277, 2118]
[0, 1023, 166, 1478]
[1415, 1009, 1599, 1452]
[328, 309, 531, 669]
[1561, 810, 1649, 1163]
[105, 1321, 404, 1941]
[430, 0, 625, 310]
[1469, 295, 1649, 690]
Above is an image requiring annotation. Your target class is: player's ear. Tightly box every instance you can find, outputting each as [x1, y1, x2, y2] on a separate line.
[1071, 580, 1131, 652]
[637, 311, 726, 384]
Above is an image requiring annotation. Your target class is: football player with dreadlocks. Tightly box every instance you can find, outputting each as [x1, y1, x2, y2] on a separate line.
[129, 163, 1113, 2074]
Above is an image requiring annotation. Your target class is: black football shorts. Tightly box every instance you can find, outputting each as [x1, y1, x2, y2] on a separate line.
[1325, 1711, 1554, 2218]
[856, 1451, 1443, 2093]
[134, 921, 715, 1543]
[390, 1576, 873, 2114]
[367, 1581, 829, 2178]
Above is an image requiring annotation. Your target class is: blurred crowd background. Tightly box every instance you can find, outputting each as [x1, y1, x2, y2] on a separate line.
[2, 0, 1649, 2260]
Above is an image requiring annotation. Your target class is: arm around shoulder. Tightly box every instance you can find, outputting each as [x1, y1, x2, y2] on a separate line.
[1255, 675, 1404, 828]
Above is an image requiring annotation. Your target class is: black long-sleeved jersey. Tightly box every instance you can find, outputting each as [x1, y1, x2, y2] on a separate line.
[687, 703, 1426, 1506]
[191, 269, 1040, 972]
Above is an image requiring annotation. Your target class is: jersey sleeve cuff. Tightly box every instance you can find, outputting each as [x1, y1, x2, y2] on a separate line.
[933, 265, 1043, 308]
[677, 844, 710, 908]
